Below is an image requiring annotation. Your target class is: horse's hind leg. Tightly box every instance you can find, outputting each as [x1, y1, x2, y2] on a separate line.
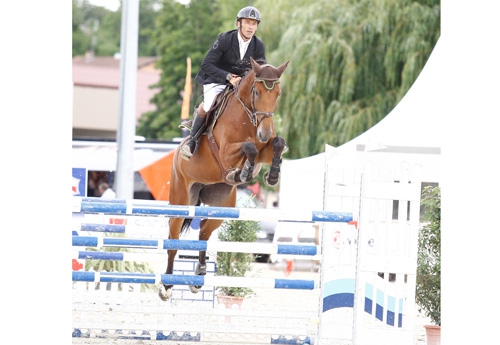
[158, 217, 184, 301]
[158, 248, 177, 301]
[189, 218, 224, 293]
[264, 136, 287, 186]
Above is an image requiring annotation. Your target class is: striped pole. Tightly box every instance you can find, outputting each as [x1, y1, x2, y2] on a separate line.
[75, 223, 126, 233]
[73, 250, 167, 262]
[72, 236, 319, 256]
[72, 271, 318, 290]
[72, 197, 353, 223]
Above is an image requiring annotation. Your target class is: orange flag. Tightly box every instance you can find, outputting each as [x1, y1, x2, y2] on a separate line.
[138, 150, 175, 201]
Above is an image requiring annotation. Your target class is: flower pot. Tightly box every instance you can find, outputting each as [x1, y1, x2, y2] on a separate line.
[424, 325, 441, 345]
[216, 295, 245, 323]
[216, 294, 244, 308]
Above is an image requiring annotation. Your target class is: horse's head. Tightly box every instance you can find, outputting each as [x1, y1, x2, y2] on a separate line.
[237, 57, 290, 143]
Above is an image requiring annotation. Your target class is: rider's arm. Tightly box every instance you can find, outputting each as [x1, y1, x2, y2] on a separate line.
[199, 32, 235, 84]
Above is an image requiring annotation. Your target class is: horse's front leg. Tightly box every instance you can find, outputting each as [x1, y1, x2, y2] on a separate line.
[158, 248, 177, 301]
[264, 136, 287, 186]
[226, 142, 258, 183]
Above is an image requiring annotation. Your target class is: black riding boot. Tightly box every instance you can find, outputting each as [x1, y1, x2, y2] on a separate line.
[180, 111, 206, 160]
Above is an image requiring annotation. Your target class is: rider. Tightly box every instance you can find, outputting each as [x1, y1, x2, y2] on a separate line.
[180, 6, 267, 161]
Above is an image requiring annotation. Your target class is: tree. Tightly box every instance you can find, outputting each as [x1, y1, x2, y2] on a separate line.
[72, 0, 161, 57]
[256, 0, 440, 159]
[72, 0, 108, 56]
[93, 8, 121, 56]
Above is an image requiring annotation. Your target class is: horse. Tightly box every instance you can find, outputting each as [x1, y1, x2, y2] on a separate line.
[159, 57, 290, 301]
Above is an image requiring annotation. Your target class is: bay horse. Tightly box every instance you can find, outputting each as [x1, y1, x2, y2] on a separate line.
[158, 57, 290, 301]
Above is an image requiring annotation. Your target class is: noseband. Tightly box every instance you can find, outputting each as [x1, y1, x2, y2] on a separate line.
[235, 76, 281, 127]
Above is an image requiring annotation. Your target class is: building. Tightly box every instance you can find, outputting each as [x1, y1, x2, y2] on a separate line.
[72, 54, 160, 139]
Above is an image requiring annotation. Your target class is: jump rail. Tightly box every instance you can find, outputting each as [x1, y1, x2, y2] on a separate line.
[73, 197, 353, 223]
[72, 236, 319, 256]
[73, 271, 318, 290]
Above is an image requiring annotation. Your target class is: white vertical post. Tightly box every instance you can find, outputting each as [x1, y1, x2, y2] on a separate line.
[115, 0, 139, 199]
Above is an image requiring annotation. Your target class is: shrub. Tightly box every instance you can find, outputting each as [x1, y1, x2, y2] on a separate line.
[415, 186, 441, 325]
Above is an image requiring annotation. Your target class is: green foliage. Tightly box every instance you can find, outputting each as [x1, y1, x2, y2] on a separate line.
[216, 199, 261, 297]
[416, 186, 441, 325]
[84, 234, 157, 292]
[72, 0, 161, 57]
[94, 9, 121, 56]
[217, 0, 253, 32]
[72, 0, 108, 56]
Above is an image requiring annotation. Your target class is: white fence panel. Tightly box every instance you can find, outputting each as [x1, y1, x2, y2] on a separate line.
[318, 145, 421, 345]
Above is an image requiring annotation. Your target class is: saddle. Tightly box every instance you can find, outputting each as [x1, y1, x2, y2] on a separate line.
[179, 86, 234, 133]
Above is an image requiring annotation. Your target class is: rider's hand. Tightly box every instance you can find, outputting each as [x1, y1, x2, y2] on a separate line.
[229, 74, 241, 86]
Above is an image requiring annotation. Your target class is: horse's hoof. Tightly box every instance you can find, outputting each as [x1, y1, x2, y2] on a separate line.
[226, 169, 239, 182]
[158, 285, 172, 301]
[264, 171, 279, 187]
[195, 263, 207, 275]
[189, 263, 206, 293]
[189, 285, 202, 294]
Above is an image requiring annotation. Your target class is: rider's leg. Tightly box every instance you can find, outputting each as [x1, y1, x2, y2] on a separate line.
[180, 104, 207, 160]
[180, 84, 225, 160]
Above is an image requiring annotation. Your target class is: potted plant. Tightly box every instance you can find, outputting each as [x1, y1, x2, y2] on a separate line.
[215, 198, 261, 307]
[415, 186, 441, 344]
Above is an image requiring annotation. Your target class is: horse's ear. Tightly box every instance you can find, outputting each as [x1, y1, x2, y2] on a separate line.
[276, 60, 290, 78]
[250, 57, 262, 73]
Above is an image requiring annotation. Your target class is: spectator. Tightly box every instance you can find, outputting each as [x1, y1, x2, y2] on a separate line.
[98, 182, 116, 199]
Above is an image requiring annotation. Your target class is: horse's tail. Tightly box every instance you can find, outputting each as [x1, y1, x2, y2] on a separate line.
[180, 218, 193, 236]
[179, 199, 201, 235]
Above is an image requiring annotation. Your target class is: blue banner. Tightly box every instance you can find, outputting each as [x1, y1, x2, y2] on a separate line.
[72, 168, 87, 196]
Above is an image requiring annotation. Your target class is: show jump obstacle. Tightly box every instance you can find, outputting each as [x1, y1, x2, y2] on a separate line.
[72, 145, 422, 344]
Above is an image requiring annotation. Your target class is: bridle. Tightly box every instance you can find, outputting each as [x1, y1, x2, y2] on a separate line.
[234, 75, 281, 127]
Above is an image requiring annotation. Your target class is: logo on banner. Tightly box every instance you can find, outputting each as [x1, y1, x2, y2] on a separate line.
[72, 168, 87, 196]
[72, 177, 80, 195]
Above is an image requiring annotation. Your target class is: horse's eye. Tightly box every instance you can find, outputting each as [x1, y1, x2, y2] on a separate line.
[255, 90, 260, 98]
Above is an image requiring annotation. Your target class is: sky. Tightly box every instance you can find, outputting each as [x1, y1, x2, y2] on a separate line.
[87, 0, 189, 11]
[87, 0, 120, 11]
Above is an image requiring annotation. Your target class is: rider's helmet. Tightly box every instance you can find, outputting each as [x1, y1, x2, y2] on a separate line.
[236, 6, 261, 24]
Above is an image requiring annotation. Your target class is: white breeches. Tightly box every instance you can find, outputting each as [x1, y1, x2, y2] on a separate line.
[202, 83, 226, 112]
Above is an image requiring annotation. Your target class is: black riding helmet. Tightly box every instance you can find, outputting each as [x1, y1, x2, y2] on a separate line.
[236, 6, 261, 23]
